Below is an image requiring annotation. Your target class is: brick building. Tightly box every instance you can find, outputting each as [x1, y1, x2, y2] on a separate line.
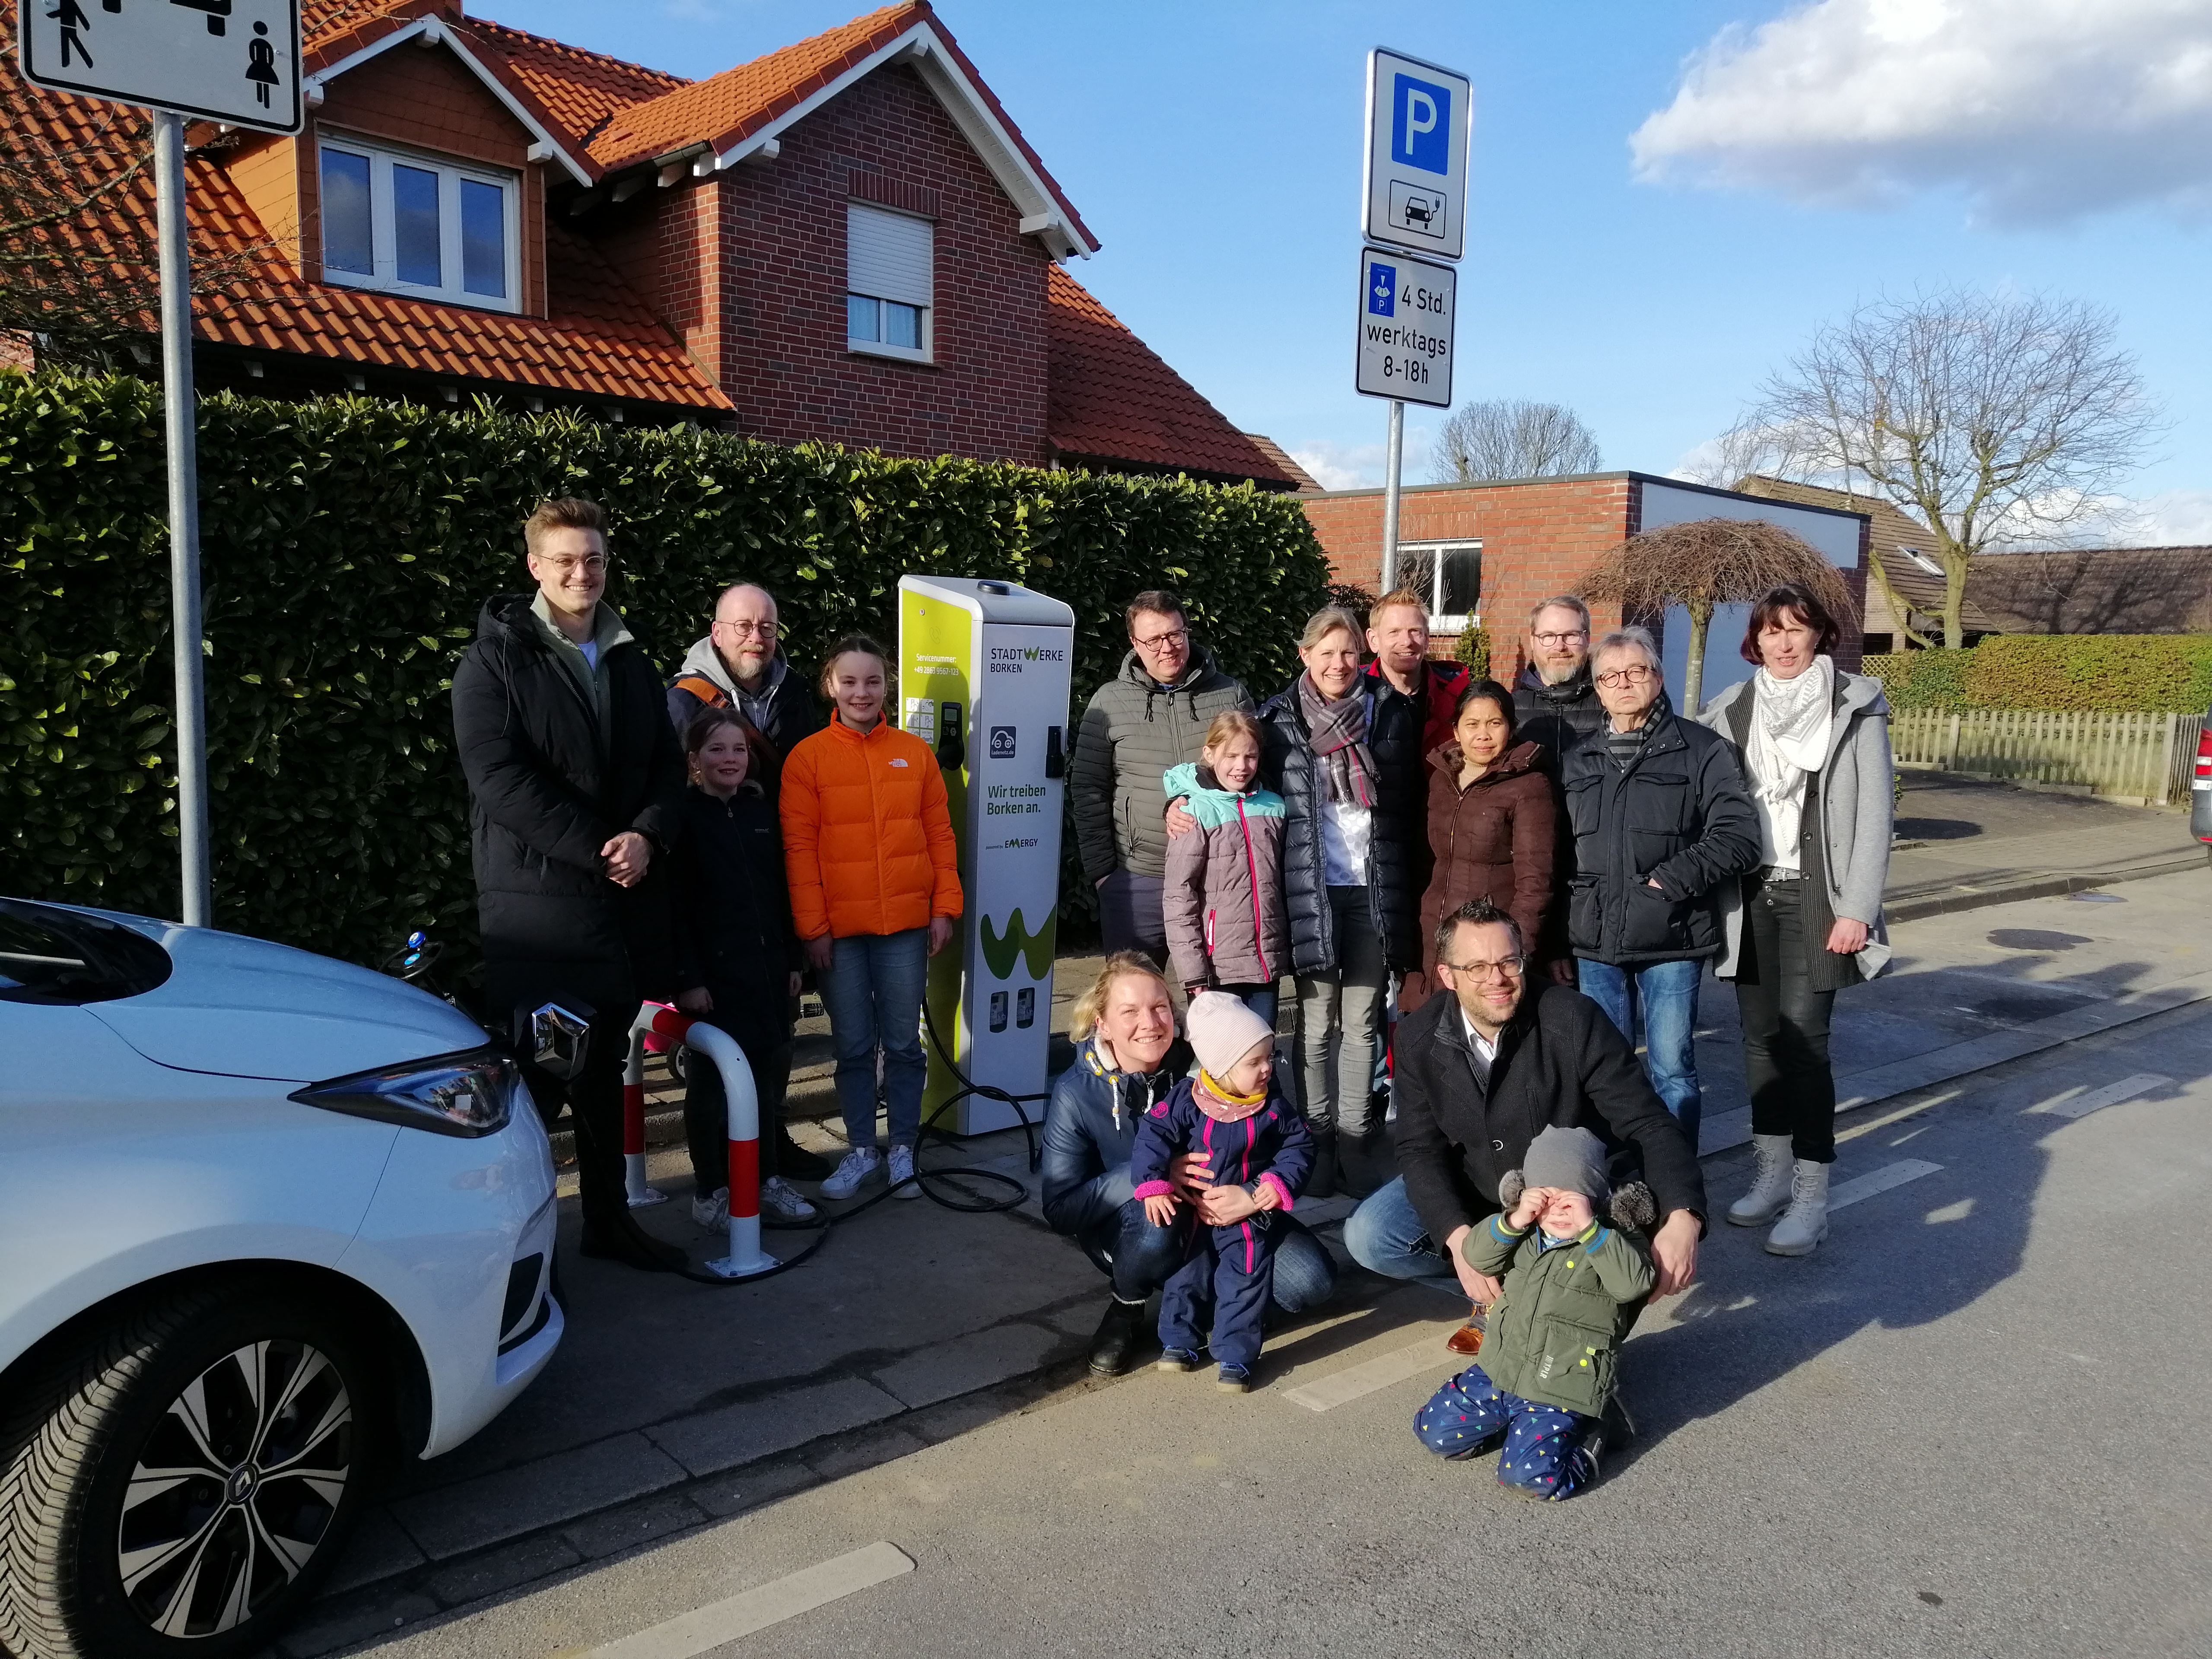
[8, 0, 1297, 486]
[1302, 471, 1870, 707]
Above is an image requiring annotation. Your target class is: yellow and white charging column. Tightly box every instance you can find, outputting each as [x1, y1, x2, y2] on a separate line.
[896, 576, 1076, 1133]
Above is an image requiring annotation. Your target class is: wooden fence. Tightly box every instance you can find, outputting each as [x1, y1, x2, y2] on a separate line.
[1889, 709, 2202, 805]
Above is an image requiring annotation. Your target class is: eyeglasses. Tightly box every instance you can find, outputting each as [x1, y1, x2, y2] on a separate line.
[1132, 627, 1189, 652]
[715, 618, 778, 637]
[1442, 956, 1524, 981]
[534, 553, 610, 576]
[1595, 665, 1656, 688]
[1531, 629, 1588, 647]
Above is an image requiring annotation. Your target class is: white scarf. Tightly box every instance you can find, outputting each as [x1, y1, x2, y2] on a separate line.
[1746, 657, 1834, 870]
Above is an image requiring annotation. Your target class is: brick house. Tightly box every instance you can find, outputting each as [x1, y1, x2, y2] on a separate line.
[1302, 471, 1870, 707]
[8, 0, 1297, 486]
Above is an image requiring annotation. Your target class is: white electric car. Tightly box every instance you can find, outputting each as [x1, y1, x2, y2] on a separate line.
[0, 896, 564, 1659]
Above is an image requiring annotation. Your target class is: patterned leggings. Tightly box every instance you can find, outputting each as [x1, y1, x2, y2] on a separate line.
[1413, 1363, 1595, 1500]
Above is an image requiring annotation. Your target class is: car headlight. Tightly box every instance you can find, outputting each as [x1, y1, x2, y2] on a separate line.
[290, 1047, 519, 1138]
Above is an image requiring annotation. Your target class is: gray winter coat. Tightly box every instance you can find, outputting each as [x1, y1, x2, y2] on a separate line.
[1698, 669, 1895, 981]
[1069, 645, 1251, 882]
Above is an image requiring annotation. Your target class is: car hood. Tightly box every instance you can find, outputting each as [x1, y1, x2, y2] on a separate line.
[85, 920, 490, 1082]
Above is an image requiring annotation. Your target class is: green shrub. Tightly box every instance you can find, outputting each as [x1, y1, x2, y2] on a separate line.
[1864, 636, 2212, 713]
[1, 371, 1331, 968]
[1456, 624, 1491, 679]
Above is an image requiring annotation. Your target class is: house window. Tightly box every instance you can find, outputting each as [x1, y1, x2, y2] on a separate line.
[318, 140, 520, 311]
[1395, 540, 1482, 630]
[846, 203, 932, 362]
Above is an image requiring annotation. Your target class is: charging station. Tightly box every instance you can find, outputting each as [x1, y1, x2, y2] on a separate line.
[897, 575, 1076, 1134]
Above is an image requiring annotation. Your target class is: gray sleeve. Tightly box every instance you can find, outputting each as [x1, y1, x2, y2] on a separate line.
[1834, 710, 1894, 925]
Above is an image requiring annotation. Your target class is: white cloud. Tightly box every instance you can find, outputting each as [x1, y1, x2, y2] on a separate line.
[1632, 0, 2212, 224]
[2115, 488, 2212, 544]
[1288, 425, 1433, 490]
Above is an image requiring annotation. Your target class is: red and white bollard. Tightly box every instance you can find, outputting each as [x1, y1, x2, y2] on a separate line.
[634, 1004, 779, 1279]
[622, 1005, 671, 1207]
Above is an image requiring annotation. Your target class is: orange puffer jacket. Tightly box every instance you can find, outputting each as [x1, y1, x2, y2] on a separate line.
[781, 718, 963, 940]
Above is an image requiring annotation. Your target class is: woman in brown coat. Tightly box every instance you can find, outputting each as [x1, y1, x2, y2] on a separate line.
[1400, 680, 1561, 1014]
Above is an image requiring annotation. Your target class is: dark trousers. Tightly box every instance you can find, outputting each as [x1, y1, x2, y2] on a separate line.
[1735, 875, 1837, 1163]
[1078, 1198, 1335, 1313]
[1098, 869, 1169, 964]
[487, 958, 636, 1242]
[1161, 1217, 1279, 1369]
[682, 1002, 792, 1192]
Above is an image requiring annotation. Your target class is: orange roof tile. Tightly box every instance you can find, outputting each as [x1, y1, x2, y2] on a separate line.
[1046, 267, 1294, 487]
[10, 65, 727, 412]
[458, 15, 689, 160]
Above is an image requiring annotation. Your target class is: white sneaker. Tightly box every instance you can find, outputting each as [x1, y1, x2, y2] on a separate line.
[760, 1176, 818, 1221]
[820, 1147, 880, 1199]
[690, 1187, 728, 1229]
[888, 1144, 921, 1199]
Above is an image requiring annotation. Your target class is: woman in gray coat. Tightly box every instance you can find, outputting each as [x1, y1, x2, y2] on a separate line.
[1699, 582, 1893, 1259]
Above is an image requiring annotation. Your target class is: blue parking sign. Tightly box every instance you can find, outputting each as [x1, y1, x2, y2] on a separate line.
[1367, 261, 1396, 317]
[1392, 73, 1451, 174]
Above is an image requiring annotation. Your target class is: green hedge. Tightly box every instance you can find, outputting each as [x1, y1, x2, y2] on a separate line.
[1864, 635, 2212, 713]
[1, 371, 1331, 968]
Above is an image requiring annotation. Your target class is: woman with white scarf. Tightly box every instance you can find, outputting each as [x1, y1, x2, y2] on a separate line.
[1699, 582, 1894, 1258]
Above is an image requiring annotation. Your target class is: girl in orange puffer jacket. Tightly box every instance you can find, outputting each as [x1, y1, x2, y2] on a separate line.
[780, 635, 963, 1201]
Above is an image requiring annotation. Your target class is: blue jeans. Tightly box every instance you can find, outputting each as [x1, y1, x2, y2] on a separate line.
[1344, 1176, 1465, 1296]
[1215, 982, 1279, 1030]
[820, 929, 928, 1152]
[1576, 957, 1704, 1150]
[1080, 1198, 1335, 1314]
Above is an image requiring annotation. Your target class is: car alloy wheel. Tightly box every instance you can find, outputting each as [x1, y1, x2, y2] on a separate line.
[116, 1339, 353, 1638]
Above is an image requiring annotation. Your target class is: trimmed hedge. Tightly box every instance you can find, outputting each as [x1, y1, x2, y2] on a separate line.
[1864, 635, 2212, 713]
[1, 371, 1332, 967]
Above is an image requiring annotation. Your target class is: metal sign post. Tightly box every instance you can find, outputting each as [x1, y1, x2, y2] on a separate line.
[1356, 45, 1471, 604]
[18, 0, 302, 926]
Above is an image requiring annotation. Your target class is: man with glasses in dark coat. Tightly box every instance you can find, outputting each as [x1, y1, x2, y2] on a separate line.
[453, 497, 686, 1268]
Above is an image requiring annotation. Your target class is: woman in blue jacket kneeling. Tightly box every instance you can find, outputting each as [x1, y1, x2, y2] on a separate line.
[1040, 954, 1335, 1377]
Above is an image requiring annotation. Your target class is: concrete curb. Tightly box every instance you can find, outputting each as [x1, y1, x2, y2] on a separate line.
[1884, 852, 2204, 923]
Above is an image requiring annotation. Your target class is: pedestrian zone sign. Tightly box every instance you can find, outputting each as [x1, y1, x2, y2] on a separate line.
[1355, 247, 1454, 408]
[19, 0, 303, 134]
[1362, 46, 1470, 261]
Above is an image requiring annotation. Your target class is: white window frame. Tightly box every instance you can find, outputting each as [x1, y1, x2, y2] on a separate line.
[1396, 538, 1483, 631]
[845, 203, 934, 365]
[317, 135, 522, 314]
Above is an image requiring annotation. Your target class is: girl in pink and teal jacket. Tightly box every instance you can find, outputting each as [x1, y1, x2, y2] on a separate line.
[1163, 712, 1289, 1027]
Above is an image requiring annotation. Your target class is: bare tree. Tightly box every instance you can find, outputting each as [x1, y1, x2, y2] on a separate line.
[1577, 518, 1857, 715]
[0, 24, 270, 363]
[1746, 288, 2160, 648]
[1431, 399, 1601, 484]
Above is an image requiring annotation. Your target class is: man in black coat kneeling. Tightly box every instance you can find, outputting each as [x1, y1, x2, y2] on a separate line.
[1345, 897, 1706, 1354]
[453, 496, 686, 1267]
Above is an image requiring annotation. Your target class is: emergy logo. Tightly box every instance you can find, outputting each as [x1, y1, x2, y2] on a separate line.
[980, 909, 1055, 980]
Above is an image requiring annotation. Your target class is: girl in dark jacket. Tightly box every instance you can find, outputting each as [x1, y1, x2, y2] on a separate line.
[1400, 681, 1561, 1014]
[672, 707, 815, 1226]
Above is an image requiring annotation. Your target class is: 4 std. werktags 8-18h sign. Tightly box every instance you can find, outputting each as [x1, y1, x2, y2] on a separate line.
[1354, 247, 1454, 408]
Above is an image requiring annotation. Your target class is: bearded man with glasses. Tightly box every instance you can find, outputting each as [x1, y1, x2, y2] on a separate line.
[1068, 589, 1252, 960]
[666, 582, 823, 779]
[1561, 626, 1759, 1156]
[1344, 897, 1707, 1357]
[1512, 595, 1608, 759]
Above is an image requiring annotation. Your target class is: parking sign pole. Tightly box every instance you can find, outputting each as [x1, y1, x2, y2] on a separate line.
[154, 110, 212, 928]
[1379, 400, 1404, 595]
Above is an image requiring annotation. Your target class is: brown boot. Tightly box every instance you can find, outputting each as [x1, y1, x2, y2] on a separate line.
[1446, 1302, 1487, 1356]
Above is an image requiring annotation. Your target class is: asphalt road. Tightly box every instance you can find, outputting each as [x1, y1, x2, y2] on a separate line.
[340, 909, 2212, 1659]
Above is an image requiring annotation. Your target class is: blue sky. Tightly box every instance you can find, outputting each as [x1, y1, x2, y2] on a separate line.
[487, 0, 2211, 537]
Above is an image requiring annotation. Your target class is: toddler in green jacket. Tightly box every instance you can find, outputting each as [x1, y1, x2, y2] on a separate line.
[1412, 1125, 1654, 1499]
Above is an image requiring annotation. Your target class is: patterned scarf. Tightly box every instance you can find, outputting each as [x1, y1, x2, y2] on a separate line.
[1296, 673, 1378, 808]
[1195, 1068, 1271, 1123]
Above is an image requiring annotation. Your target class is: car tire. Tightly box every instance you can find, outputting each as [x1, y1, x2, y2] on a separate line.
[0, 1283, 380, 1659]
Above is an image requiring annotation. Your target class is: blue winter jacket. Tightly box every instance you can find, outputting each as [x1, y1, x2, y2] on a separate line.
[1039, 1033, 1189, 1239]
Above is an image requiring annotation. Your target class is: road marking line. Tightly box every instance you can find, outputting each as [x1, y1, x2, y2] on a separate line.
[1281, 1336, 1456, 1413]
[585, 1542, 914, 1659]
[1827, 1159, 1943, 1211]
[2028, 1072, 2169, 1120]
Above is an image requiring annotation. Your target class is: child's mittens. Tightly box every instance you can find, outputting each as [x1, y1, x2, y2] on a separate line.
[1498, 1169, 1526, 1214]
[1607, 1180, 1657, 1233]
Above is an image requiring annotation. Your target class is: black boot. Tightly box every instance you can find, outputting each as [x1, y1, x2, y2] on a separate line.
[774, 1123, 835, 1182]
[1305, 1131, 1339, 1201]
[1087, 1295, 1149, 1376]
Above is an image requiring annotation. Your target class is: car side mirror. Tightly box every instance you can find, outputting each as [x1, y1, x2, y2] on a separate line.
[524, 1001, 592, 1081]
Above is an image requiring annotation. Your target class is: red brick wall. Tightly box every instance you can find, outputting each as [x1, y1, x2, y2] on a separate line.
[1300, 477, 1638, 682]
[664, 62, 1053, 462]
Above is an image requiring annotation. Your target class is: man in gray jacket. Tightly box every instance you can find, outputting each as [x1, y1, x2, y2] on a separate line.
[1069, 590, 1251, 959]
[664, 582, 823, 773]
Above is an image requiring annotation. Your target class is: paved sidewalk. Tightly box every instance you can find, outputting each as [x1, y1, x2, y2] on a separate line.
[292, 864, 2212, 1656]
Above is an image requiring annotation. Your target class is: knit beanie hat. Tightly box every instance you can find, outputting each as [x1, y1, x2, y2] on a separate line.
[1185, 992, 1274, 1081]
[1520, 1125, 1610, 1202]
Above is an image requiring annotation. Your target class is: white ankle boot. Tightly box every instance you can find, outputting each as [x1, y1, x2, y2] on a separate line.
[1728, 1134, 1795, 1227]
[1765, 1160, 1831, 1256]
